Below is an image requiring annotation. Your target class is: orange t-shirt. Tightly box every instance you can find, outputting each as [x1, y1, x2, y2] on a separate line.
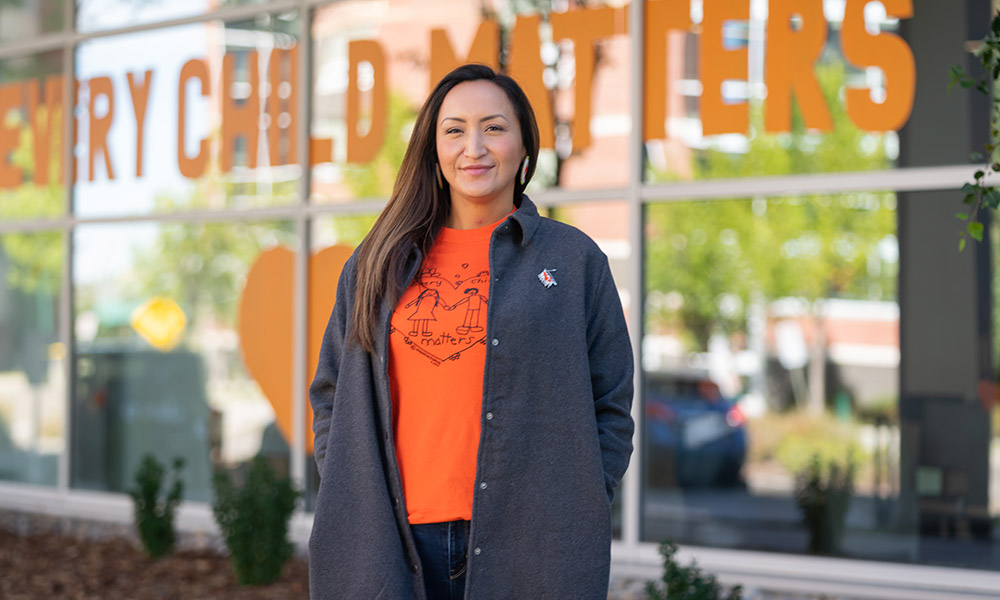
[388, 217, 501, 524]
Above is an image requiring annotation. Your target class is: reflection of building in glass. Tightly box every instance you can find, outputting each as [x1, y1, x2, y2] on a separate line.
[0, 1, 998, 597]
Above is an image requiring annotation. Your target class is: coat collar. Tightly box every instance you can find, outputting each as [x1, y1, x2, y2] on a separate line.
[507, 194, 541, 247]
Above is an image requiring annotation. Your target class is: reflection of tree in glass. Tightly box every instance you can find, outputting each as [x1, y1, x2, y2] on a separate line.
[646, 61, 897, 411]
[0, 99, 64, 296]
[128, 181, 298, 332]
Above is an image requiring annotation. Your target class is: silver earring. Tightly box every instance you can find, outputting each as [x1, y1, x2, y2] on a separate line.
[520, 155, 530, 186]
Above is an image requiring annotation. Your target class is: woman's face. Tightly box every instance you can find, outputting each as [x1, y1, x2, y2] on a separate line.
[436, 80, 525, 212]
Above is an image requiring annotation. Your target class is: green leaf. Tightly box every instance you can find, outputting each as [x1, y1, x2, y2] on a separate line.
[960, 237, 967, 252]
[965, 193, 977, 205]
[985, 187, 1000, 209]
[962, 182, 977, 194]
[957, 212, 969, 220]
[975, 170, 986, 180]
[972, 151, 985, 161]
[969, 221, 984, 242]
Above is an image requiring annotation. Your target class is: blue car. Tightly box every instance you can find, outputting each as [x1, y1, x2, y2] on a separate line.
[644, 375, 747, 489]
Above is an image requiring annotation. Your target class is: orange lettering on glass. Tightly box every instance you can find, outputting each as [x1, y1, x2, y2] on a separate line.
[127, 70, 153, 177]
[27, 77, 62, 186]
[765, 0, 832, 133]
[0, 83, 22, 189]
[430, 21, 500, 92]
[551, 6, 616, 150]
[508, 14, 555, 149]
[87, 76, 115, 181]
[177, 59, 210, 179]
[222, 51, 260, 172]
[346, 40, 387, 164]
[842, 0, 916, 132]
[644, 0, 692, 141]
[701, 0, 749, 136]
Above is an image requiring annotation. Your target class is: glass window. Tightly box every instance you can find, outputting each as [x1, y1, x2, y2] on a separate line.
[643, 0, 963, 181]
[641, 193, 909, 562]
[0, 230, 65, 487]
[73, 13, 301, 218]
[309, 0, 632, 204]
[75, 0, 271, 34]
[0, 51, 66, 221]
[71, 220, 297, 502]
[0, 0, 65, 42]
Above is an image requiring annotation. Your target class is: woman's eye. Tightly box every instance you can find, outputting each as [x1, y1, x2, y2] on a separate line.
[486, 125, 504, 132]
[446, 128, 462, 135]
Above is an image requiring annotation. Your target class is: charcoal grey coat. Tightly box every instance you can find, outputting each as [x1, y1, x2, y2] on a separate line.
[308, 195, 634, 600]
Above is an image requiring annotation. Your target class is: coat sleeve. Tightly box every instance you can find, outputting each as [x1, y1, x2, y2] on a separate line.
[587, 255, 635, 504]
[309, 257, 357, 474]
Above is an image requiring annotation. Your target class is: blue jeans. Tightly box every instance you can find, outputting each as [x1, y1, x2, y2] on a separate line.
[410, 520, 470, 600]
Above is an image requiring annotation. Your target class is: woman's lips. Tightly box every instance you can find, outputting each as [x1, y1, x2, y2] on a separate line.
[462, 165, 493, 176]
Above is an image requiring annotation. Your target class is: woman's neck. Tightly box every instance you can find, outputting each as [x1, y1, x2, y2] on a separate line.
[446, 197, 515, 230]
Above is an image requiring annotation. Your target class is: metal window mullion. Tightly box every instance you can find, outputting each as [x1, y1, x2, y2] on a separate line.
[290, 0, 313, 508]
[0, 32, 68, 59]
[622, 0, 645, 551]
[639, 164, 993, 202]
[56, 0, 76, 495]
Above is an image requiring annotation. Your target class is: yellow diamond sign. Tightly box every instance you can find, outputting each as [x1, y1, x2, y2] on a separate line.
[131, 297, 187, 351]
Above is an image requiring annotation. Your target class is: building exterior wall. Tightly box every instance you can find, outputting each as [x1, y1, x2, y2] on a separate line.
[1, 1, 998, 597]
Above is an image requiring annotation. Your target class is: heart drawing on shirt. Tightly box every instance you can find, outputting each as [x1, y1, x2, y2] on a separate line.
[237, 244, 354, 453]
[389, 264, 491, 367]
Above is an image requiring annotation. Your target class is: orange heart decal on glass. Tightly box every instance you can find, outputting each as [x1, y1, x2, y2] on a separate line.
[237, 244, 354, 453]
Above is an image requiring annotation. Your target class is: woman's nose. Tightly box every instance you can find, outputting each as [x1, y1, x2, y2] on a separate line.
[464, 132, 486, 158]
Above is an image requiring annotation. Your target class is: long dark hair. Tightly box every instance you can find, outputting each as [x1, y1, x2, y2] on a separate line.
[349, 63, 541, 352]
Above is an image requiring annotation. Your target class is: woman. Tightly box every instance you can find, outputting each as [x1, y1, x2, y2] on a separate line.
[309, 63, 634, 600]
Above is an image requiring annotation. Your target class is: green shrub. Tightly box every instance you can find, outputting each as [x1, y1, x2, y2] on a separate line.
[129, 454, 184, 559]
[646, 541, 743, 600]
[212, 456, 299, 585]
[794, 452, 856, 555]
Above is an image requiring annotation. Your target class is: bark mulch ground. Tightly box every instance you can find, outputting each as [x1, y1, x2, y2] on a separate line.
[0, 514, 309, 600]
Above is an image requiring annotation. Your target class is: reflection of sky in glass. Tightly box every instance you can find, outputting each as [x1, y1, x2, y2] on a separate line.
[74, 23, 211, 217]
[74, 223, 158, 285]
[76, 0, 211, 33]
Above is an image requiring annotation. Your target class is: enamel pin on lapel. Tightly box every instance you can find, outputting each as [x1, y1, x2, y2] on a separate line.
[538, 268, 557, 288]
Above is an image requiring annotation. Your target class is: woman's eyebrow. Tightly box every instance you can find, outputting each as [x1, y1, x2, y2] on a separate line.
[440, 114, 511, 125]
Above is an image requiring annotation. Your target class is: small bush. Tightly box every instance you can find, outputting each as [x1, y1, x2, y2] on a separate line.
[212, 456, 299, 585]
[646, 541, 743, 600]
[129, 454, 184, 558]
[795, 452, 856, 554]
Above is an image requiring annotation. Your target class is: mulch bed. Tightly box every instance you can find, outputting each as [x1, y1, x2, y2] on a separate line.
[0, 524, 309, 599]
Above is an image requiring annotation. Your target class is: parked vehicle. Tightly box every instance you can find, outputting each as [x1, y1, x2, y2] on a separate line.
[645, 373, 747, 489]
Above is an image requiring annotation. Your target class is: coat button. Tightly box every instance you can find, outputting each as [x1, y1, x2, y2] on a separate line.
[491, 338, 499, 346]
[474, 547, 482, 555]
[392, 497, 399, 507]
[486, 412, 494, 420]
[480, 482, 487, 489]
[411, 563, 419, 573]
